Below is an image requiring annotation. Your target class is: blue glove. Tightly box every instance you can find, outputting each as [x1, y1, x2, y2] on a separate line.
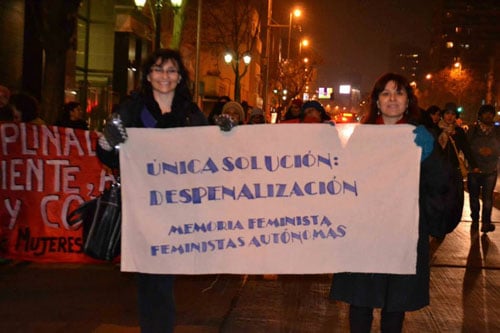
[413, 125, 434, 161]
[215, 114, 237, 132]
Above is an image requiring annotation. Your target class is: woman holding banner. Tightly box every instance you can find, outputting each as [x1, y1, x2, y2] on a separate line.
[97, 48, 208, 333]
[330, 73, 448, 333]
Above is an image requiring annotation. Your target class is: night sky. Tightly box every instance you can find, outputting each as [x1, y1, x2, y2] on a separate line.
[278, 0, 439, 94]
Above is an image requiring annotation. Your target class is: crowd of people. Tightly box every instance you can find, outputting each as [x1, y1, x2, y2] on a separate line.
[0, 84, 88, 130]
[2, 47, 499, 333]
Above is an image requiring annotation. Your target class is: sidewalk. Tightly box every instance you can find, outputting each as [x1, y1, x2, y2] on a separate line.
[1, 192, 499, 332]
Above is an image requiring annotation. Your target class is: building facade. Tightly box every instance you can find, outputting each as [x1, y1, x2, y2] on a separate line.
[0, 0, 263, 128]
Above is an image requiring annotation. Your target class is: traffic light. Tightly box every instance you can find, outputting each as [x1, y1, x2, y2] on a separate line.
[457, 106, 463, 113]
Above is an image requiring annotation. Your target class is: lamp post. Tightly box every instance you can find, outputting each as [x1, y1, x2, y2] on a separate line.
[194, 0, 202, 104]
[299, 38, 309, 55]
[224, 51, 251, 102]
[287, 9, 302, 59]
[263, 1, 303, 117]
[134, 0, 183, 50]
[169, 0, 184, 49]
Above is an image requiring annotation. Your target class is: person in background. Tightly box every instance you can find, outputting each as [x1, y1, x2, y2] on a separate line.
[281, 98, 303, 123]
[207, 95, 230, 125]
[247, 107, 266, 124]
[437, 102, 477, 228]
[55, 101, 89, 130]
[467, 104, 500, 233]
[427, 105, 441, 126]
[330, 73, 448, 333]
[10, 92, 45, 125]
[423, 105, 440, 134]
[97, 48, 208, 333]
[0, 85, 13, 121]
[300, 100, 331, 123]
[241, 100, 251, 123]
[221, 101, 245, 125]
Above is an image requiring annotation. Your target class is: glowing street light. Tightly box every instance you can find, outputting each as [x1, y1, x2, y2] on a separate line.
[133, 0, 184, 49]
[224, 52, 233, 64]
[134, 0, 147, 8]
[223, 51, 252, 102]
[299, 38, 309, 55]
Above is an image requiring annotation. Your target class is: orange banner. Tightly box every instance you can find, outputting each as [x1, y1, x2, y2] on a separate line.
[0, 122, 114, 263]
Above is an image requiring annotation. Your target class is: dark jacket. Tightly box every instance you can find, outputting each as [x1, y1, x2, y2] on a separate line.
[97, 93, 208, 169]
[467, 123, 500, 174]
[330, 143, 449, 312]
[440, 126, 477, 170]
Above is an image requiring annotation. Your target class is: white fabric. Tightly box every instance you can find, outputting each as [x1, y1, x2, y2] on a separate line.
[119, 124, 421, 275]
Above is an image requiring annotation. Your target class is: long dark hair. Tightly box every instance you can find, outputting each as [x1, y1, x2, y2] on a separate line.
[363, 73, 421, 125]
[140, 48, 192, 104]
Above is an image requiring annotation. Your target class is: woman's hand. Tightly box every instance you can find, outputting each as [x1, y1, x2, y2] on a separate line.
[215, 114, 237, 132]
[99, 113, 128, 151]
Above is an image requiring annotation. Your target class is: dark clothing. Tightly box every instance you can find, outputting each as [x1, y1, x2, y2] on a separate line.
[467, 124, 500, 173]
[468, 172, 497, 224]
[0, 105, 13, 121]
[437, 125, 477, 233]
[330, 143, 449, 312]
[97, 93, 208, 168]
[349, 305, 404, 333]
[96, 92, 207, 333]
[440, 126, 477, 170]
[55, 119, 89, 130]
[137, 274, 175, 333]
[467, 123, 500, 224]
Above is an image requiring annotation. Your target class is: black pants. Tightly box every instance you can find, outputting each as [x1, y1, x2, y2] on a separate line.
[137, 273, 175, 333]
[349, 305, 405, 333]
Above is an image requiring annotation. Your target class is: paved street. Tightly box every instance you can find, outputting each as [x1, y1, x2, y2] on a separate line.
[1, 191, 499, 333]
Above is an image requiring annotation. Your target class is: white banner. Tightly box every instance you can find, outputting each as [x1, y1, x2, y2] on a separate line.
[119, 124, 421, 275]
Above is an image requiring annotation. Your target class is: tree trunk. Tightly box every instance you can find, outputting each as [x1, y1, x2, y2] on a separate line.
[41, 49, 67, 124]
[30, 0, 80, 123]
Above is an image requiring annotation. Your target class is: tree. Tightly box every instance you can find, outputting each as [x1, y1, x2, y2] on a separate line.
[204, 0, 265, 102]
[271, 58, 315, 106]
[417, 66, 486, 123]
[29, 0, 81, 124]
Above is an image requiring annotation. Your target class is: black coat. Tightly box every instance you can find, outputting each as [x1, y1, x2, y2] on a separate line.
[97, 93, 208, 169]
[330, 144, 450, 312]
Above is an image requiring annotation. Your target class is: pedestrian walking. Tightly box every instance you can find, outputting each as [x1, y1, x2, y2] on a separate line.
[467, 104, 499, 233]
[97, 48, 208, 333]
[330, 72, 448, 333]
[437, 102, 477, 233]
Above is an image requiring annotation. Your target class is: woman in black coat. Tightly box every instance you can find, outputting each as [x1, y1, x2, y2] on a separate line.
[97, 48, 207, 333]
[330, 73, 449, 333]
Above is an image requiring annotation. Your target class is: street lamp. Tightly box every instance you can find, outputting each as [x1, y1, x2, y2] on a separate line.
[287, 8, 302, 59]
[133, 0, 184, 49]
[264, 1, 304, 117]
[224, 51, 252, 102]
[299, 38, 309, 55]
